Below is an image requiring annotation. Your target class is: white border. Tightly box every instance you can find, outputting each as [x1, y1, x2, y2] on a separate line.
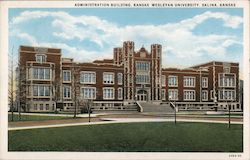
[0, 1, 249, 160]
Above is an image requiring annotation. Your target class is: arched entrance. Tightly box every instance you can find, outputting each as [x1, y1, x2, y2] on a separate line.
[137, 90, 148, 101]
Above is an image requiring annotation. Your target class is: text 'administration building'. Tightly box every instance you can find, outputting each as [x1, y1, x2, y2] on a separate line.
[18, 41, 241, 112]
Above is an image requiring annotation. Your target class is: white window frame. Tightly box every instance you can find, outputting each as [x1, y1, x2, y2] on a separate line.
[202, 90, 208, 101]
[63, 70, 71, 82]
[218, 90, 236, 101]
[80, 71, 96, 84]
[136, 74, 150, 84]
[103, 72, 114, 84]
[168, 75, 178, 87]
[81, 87, 96, 99]
[63, 86, 71, 99]
[35, 54, 47, 63]
[202, 77, 208, 88]
[168, 89, 178, 101]
[103, 87, 115, 100]
[118, 88, 123, 100]
[32, 67, 51, 80]
[33, 85, 51, 97]
[135, 61, 150, 71]
[183, 90, 196, 101]
[183, 76, 196, 87]
[161, 75, 166, 87]
[117, 73, 123, 85]
[218, 73, 236, 88]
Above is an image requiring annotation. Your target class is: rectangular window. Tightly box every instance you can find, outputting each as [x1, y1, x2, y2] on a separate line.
[34, 104, 37, 110]
[168, 89, 178, 100]
[162, 75, 166, 86]
[118, 88, 123, 99]
[32, 68, 51, 80]
[81, 87, 96, 99]
[184, 76, 195, 87]
[103, 88, 114, 99]
[80, 71, 96, 84]
[219, 74, 235, 87]
[136, 74, 150, 84]
[118, 73, 123, 85]
[63, 86, 71, 99]
[33, 85, 50, 97]
[136, 61, 150, 71]
[39, 104, 43, 110]
[161, 89, 166, 100]
[46, 104, 49, 110]
[36, 54, 46, 63]
[63, 70, 71, 82]
[202, 90, 208, 101]
[103, 72, 114, 84]
[219, 90, 236, 100]
[168, 76, 178, 87]
[184, 90, 195, 100]
[202, 77, 208, 88]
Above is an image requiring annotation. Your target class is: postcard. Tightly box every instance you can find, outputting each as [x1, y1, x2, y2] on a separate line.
[0, 0, 249, 160]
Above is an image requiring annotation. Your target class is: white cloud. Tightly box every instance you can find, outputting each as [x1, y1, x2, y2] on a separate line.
[10, 10, 243, 66]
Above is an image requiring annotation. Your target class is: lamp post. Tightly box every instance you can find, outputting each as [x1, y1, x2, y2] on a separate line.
[169, 95, 176, 124]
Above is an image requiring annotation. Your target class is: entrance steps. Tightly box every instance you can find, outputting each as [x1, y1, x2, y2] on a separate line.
[137, 102, 174, 113]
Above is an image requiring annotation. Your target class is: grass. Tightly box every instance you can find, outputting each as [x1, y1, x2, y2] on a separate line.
[8, 114, 71, 122]
[8, 122, 243, 152]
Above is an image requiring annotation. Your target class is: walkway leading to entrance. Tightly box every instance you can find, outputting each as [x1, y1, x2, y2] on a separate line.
[138, 102, 174, 113]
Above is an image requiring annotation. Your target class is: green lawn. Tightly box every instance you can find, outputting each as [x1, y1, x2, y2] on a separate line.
[8, 122, 243, 152]
[8, 114, 71, 122]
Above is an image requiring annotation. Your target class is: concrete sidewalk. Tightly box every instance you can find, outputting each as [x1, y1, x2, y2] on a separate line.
[8, 118, 243, 131]
[10, 112, 106, 118]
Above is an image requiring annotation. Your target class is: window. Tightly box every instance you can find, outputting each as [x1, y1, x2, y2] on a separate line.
[161, 89, 166, 100]
[33, 85, 50, 97]
[34, 104, 37, 110]
[103, 88, 114, 99]
[39, 104, 43, 110]
[81, 87, 96, 99]
[202, 77, 208, 88]
[219, 74, 235, 87]
[223, 67, 230, 73]
[219, 90, 235, 100]
[32, 68, 51, 80]
[103, 72, 114, 84]
[63, 86, 71, 98]
[168, 89, 178, 100]
[168, 76, 178, 87]
[184, 76, 195, 87]
[63, 70, 71, 82]
[36, 54, 46, 63]
[117, 73, 123, 85]
[136, 74, 150, 84]
[136, 61, 150, 71]
[46, 104, 49, 110]
[80, 71, 96, 84]
[162, 75, 166, 86]
[184, 90, 195, 100]
[202, 90, 208, 101]
[118, 88, 123, 99]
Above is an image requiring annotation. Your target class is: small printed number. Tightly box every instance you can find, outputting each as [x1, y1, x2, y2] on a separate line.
[229, 154, 242, 158]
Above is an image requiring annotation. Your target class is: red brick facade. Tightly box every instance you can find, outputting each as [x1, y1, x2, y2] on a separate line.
[18, 41, 241, 112]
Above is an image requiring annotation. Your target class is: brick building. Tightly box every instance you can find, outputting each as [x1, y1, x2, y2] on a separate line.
[17, 41, 241, 112]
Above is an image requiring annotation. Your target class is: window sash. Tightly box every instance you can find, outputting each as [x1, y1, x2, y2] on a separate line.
[81, 88, 96, 99]
[168, 76, 178, 86]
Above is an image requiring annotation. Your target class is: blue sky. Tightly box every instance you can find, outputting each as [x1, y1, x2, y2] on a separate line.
[9, 8, 243, 69]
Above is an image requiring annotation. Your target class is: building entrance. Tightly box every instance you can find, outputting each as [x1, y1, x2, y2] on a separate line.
[137, 90, 148, 101]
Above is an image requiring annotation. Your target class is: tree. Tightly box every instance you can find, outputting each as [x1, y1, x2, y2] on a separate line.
[72, 64, 80, 118]
[8, 47, 15, 121]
